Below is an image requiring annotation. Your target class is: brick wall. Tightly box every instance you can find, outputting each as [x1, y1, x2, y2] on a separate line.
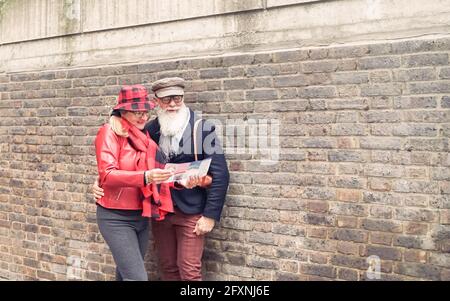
[0, 36, 449, 281]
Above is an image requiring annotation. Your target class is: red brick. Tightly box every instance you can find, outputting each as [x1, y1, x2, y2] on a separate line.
[336, 189, 363, 202]
[441, 210, 450, 225]
[336, 216, 358, 228]
[308, 227, 327, 239]
[370, 232, 393, 246]
[405, 222, 428, 235]
[310, 253, 329, 264]
[404, 250, 427, 263]
[307, 200, 329, 213]
[337, 241, 360, 256]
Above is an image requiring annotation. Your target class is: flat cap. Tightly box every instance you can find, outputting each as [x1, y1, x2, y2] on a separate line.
[151, 77, 185, 98]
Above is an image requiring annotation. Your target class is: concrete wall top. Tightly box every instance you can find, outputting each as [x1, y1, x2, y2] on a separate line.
[82, 0, 266, 33]
[267, 0, 321, 8]
[1, 0, 267, 44]
[1, 0, 450, 72]
[0, 0, 325, 45]
[0, 0, 81, 44]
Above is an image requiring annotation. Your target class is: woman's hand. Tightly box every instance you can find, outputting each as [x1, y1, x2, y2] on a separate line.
[92, 178, 104, 200]
[146, 169, 173, 184]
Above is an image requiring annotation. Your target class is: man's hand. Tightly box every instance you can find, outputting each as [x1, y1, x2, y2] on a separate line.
[180, 175, 201, 189]
[193, 216, 215, 236]
[92, 178, 104, 200]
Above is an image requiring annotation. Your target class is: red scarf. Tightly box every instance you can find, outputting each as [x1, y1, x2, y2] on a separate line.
[121, 118, 173, 220]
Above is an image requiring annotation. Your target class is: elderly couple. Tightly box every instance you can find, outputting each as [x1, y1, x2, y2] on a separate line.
[92, 77, 230, 281]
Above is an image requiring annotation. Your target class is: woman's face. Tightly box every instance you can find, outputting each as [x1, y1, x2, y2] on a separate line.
[121, 111, 150, 130]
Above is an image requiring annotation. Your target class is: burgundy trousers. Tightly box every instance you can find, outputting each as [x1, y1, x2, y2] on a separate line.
[151, 207, 205, 281]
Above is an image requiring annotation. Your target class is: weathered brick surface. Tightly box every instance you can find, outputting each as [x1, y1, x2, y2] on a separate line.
[0, 37, 449, 281]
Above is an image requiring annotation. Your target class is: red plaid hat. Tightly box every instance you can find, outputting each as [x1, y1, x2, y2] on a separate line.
[113, 85, 155, 111]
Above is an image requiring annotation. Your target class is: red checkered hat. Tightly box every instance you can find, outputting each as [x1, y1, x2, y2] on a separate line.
[113, 84, 155, 111]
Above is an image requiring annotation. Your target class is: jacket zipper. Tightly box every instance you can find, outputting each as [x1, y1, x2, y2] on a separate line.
[116, 188, 123, 201]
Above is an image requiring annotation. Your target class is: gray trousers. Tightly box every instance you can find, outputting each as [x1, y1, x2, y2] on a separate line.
[96, 205, 150, 281]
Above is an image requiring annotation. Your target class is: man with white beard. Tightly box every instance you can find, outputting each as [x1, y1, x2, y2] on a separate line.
[93, 77, 229, 281]
[146, 77, 229, 281]
[155, 95, 191, 161]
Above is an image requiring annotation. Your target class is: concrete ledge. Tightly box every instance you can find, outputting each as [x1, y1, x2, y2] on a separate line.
[267, 0, 322, 8]
[0, 0, 265, 44]
[1, 0, 450, 72]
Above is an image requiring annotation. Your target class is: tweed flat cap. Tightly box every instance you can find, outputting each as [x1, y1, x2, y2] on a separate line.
[151, 77, 185, 98]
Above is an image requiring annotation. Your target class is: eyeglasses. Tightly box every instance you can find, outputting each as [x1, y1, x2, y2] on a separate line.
[126, 111, 150, 118]
[158, 95, 183, 105]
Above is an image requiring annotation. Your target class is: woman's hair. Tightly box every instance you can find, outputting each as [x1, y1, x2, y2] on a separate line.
[109, 114, 128, 137]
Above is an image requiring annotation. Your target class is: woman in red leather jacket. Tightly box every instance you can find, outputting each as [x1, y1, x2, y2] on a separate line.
[94, 85, 196, 281]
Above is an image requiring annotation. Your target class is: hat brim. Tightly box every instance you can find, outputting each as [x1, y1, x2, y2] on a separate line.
[113, 101, 155, 111]
[155, 86, 185, 98]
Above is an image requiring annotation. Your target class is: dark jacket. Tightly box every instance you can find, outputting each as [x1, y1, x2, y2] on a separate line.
[144, 109, 230, 221]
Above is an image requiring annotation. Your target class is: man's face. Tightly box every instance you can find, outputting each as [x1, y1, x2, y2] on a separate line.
[156, 95, 184, 113]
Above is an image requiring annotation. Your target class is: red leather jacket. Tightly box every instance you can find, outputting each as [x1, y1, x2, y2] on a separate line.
[95, 124, 149, 210]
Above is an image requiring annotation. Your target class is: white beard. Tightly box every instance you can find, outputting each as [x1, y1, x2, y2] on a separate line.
[156, 104, 190, 158]
[156, 104, 190, 137]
